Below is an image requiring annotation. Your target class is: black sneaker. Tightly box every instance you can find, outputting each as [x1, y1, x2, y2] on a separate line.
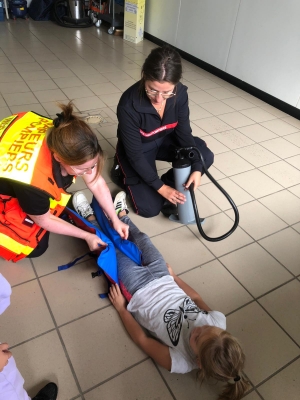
[32, 382, 58, 400]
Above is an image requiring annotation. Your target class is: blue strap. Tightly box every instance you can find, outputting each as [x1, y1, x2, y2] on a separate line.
[58, 252, 92, 271]
[99, 293, 108, 298]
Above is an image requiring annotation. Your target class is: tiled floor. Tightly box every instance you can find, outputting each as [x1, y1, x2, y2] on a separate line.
[0, 19, 300, 400]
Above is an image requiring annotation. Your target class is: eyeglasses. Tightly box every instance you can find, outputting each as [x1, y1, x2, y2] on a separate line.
[70, 162, 97, 176]
[145, 88, 176, 99]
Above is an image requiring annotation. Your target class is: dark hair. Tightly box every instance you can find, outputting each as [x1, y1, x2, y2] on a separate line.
[197, 330, 250, 400]
[47, 102, 104, 179]
[141, 45, 182, 85]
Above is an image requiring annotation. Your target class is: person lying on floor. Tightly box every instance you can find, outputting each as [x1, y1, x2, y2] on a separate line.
[73, 190, 249, 400]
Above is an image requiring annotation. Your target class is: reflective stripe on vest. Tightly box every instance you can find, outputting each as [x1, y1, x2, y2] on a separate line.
[0, 233, 34, 256]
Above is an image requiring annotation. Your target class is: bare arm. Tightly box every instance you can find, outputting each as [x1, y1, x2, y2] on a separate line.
[28, 211, 106, 251]
[83, 173, 129, 240]
[167, 264, 211, 311]
[109, 284, 172, 371]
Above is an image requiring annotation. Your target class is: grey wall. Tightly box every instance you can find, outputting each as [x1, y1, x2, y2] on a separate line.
[144, 0, 300, 108]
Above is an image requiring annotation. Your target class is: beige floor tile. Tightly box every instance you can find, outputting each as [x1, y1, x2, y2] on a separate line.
[214, 151, 254, 176]
[260, 103, 289, 118]
[258, 358, 300, 400]
[220, 243, 293, 297]
[111, 78, 136, 92]
[0, 106, 14, 118]
[98, 92, 122, 107]
[52, 76, 84, 89]
[243, 391, 262, 400]
[125, 68, 142, 80]
[235, 143, 280, 167]
[237, 124, 279, 142]
[97, 123, 117, 139]
[0, 81, 30, 94]
[3, 92, 39, 106]
[41, 259, 109, 325]
[284, 131, 300, 147]
[181, 260, 252, 313]
[259, 280, 300, 345]
[74, 73, 109, 85]
[260, 119, 299, 136]
[150, 226, 215, 275]
[293, 222, 300, 233]
[260, 137, 300, 158]
[12, 331, 79, 399]
[62, 85, 95, 99]
[201, 165, 227, 184]
[85, 360, 173, 400]
[193, 188, 222, 217]
[192, 78, 221, 90]
[200, 100, 235, 115]
[288, 184, 300, 199]
[222, 96, 256, 111]
[1, 280, 54, 346]
[259, 160, 300, 188]
[188, 104, 213, 120]
[281, 115, 300, 129]
[190, 121, 209, 137]
[182, 70, 206, 81]
[212, 129, 255, 149]
[200, 178, 254, 210]
[59, 308, 146, 391]
[0, 258, 35, 286]
[0, 95, 6, 107]
[259, 228, 300, 275]
[231, 169, 283, 198]
[188, 90, 217, 105]
[0, 71, 24, 83]
[14, 62, 44, 72]
[39, 60, 67, 70]
[0, 64, 17, 73]
[227, 302, 300, 385]
[240, 107, 278, 123]
[217, 111, 255, 128]
[205, 87, 237, 100]
[10, 103, 48, 116]
[259, 190, 300, 225]
[129, 211, 183, 238]
[73, 96, 106, 111]
[184, 80, 207, 93]
[88, 82, 121, 96]
[159, 367, 225, 400]
[99, 138, 115, 158]
[32, 233, 90, 276]
[27, 79, 58, 91]
[193, 116, 235, 134]
[101, 71, 133, 81]
[46, 68, 76, 79]
[201, 135, 230, 154]
[189, 213, 253, 257]
[33, 88, 67, 103]
[226, 201, 287, 240]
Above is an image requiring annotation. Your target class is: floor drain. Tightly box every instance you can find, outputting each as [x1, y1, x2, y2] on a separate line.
[85, 115, 104, 124]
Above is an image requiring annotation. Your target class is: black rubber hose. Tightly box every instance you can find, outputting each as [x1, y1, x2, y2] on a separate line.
[184, 146, 239, 241]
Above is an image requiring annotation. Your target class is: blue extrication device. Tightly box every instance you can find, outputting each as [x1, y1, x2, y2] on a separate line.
[58, 197, 142, 291]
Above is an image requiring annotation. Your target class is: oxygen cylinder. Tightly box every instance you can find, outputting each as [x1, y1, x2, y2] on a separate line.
[173, 157, 196, 224]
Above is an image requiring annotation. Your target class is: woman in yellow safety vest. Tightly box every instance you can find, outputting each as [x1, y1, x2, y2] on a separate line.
[0, 102, 129, 262]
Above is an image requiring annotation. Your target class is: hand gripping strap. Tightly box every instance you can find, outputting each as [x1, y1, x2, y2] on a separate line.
[92, 197, 142, 265]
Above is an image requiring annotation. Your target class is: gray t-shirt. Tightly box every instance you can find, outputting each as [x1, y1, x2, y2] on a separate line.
[127, 275, 226, 373]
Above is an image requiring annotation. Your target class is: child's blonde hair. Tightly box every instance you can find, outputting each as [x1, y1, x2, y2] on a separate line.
[197, 330, 249, 400]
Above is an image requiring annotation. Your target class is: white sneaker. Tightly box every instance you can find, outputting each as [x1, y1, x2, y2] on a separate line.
[113, 191, 129, 215]
[72, 191, 94, 219]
